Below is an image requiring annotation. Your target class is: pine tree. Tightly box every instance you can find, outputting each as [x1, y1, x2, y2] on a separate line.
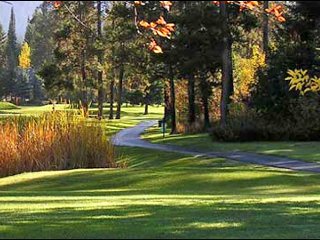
[220, 1, 234, 126]
[97, 0, 104, 119]
[0, 23, 6, 97]
[104, 2, 137, 119]
[0, 23, 5, 55]
[53, 1, 97, 116]
[262, 1, 269, 59]
[24, 2, 55, 71]
[4, 7, 19, 97]
[24, 2, 56, 102]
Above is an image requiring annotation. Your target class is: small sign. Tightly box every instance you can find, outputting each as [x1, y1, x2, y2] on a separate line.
[161, 122, 165, 133]
[161, 119, 166, 138]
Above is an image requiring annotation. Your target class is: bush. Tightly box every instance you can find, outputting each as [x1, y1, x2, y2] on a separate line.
[0, 112, 116, 177]
[210, 119, 292, 142]
[210, 99, 320, 142]
[177, 121, 205, 134]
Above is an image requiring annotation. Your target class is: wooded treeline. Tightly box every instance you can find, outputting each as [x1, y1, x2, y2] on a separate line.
[1, 1, 320, 139]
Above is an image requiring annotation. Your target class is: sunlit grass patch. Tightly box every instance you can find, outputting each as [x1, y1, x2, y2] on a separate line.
[0, 104, 69, 116]
[143, 126, 320, 163]
[0, 102, 20, 110]
[0, 154, 320, 239]
[187, 222, 243, 229]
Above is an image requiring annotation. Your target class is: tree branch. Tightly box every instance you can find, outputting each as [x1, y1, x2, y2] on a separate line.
[63, 3, 95, 34]
[0, 1, 12, 5]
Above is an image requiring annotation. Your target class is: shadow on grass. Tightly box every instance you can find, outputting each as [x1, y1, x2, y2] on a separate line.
[0, 195, 319, 239]
[1, 146, 319, 196]
[1, 147, 320, 238]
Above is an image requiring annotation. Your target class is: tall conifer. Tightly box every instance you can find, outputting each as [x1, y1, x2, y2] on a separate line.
[4, 8, 18, 96]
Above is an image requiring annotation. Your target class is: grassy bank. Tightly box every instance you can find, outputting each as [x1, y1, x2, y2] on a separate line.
[142, 126, 320, 163]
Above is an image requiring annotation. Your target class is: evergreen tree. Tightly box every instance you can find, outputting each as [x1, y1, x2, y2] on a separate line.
[53, 1, 97, 116]
[24, 2, 55, 71]
[96, 0, 104, 119]
[4, 7, 19, 97]
[104, 1, 137, 119]
[0, 23, 5, 58]
[0, 23, 6, 97]
[24, 2, 57, 103]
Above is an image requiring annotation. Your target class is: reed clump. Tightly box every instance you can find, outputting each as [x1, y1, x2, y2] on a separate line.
[0, 112, 116, 177]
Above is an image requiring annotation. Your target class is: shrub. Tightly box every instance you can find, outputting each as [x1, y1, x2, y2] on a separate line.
[210, 99, 320, 142]
[177, 121, 205, 134]
[0, 112, 116, 177]
[210, 106, 269, 142]
[210, 119, 292, 142]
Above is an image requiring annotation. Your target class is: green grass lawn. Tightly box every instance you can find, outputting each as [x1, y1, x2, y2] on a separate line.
[0, 147, 320, 239]
[0, 104, 163, 137]
[143, 126, 320, 163]
[0, 104, 68, 115]
[99, 105, 163, 136]
[0, 102, 20, 111]
[0, 103, 163, 119]
[1, 105, 320, 238]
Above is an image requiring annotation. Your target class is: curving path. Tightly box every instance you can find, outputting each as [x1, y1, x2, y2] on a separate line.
[112, 120, 320, 173]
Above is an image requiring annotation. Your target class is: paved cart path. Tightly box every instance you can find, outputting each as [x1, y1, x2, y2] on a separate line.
[112, 120, 320, 173]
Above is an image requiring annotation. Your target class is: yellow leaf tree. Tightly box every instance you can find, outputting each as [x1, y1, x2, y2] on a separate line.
[233, 45, 266, 102]
[18, 42, 31, 69]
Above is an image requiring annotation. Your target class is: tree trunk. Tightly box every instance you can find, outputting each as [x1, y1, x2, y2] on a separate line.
[79, 3, 88, 118]
[144, 100, 149, 115]
[81, 50, 89, 118]
[220, 1, 233, 126]
[203, 95, 210, 130]
[169, 66, 177, 134]
[187, 74, 196, 124]
[97, 1, 104, 120]
[164, 79, 170, 121]
[263, 1, 269, 60]
[109, 69, 115, 119]
[50, 99, 56, 112]
[116, 64, 124, 119]
[200, 72, 211, 130]
[144, 89, 149, 115]
[109, 20, 115, 120]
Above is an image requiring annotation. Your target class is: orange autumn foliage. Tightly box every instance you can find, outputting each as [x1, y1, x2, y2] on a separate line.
[134, 1, 145, 6]
[139, 15, 175, 53]
[212, 1, 286, 22]
[49, 1, 285, 54]
[148, 38, 163, 53]
[160, 1, 173, 11]
[139, 16, 175, 39]
[47, 1, 62, 9]
[265, 3, 286, 22]
[239, 1, 260, 11]
[137, 1, 285, 53]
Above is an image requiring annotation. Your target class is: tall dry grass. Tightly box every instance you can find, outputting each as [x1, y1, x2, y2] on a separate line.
[0, 112, 116, 177]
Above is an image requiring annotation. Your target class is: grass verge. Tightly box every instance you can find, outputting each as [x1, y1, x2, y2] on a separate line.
[142, 126, 320, 163]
